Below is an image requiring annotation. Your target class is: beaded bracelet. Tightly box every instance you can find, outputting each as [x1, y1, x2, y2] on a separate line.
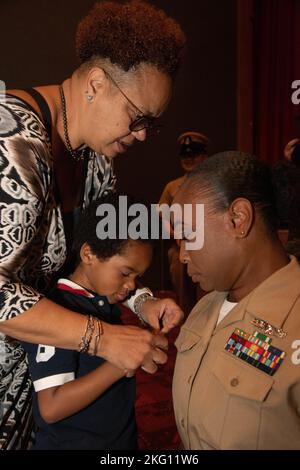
[78, 315, 104, 355]
[133, 293, 159, 325]
[78, 315, 95, 353]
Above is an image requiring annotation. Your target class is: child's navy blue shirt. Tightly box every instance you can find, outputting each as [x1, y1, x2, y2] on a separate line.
[22, 279, 137, 450]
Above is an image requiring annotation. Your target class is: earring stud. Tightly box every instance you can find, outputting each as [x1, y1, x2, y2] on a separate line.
[85, 91, 94, 102]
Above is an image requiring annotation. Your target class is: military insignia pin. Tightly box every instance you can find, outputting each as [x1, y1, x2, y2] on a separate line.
[251, 318, 287, 339]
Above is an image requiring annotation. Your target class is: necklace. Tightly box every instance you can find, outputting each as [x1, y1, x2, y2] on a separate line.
[59, 85, 85, 161]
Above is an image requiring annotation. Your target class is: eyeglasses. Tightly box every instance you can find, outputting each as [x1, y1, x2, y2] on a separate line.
[104, 70, 161, 134]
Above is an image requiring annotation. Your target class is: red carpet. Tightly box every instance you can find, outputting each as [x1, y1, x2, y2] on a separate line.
[121, 293, 181, 450]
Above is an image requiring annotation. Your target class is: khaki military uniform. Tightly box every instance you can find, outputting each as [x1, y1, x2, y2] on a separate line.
[173, 257, 300, 450]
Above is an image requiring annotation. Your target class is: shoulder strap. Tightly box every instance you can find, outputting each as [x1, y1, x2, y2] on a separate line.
[24, 88, 52, 141]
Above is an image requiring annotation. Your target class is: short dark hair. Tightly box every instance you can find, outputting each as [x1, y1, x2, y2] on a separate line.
[76, 0, 186, 77]
[186, 151, 278, 234]
[72, 192, 154, 266]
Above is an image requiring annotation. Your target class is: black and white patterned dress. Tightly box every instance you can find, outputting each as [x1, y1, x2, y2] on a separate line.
[0, 95, 116, 449]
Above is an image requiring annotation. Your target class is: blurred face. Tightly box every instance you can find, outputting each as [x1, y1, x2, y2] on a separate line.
[181, 153, 207, 173]
[283, 138, 300, 161]
[173, 188, 240, 293]
[75, 241, 153, 303]
[83, 64, 172, 158]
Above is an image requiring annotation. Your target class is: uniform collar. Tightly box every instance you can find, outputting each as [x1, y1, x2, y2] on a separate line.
[244, 256, 300, 328]
[214, 256, 300, 332]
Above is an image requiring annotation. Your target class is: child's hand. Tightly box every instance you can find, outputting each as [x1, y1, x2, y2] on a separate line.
[139, 297, 184, 333]
[97, 323, 168, 376]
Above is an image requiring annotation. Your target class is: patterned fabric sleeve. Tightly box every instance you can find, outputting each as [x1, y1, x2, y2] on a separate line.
[0, 98, 52, 321]
[83, 152, 116, 209]
[0, 174, 44, 321]
[100, 154, 116, 195]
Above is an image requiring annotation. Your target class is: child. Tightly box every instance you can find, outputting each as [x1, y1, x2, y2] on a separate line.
[22, 194, 155, 450]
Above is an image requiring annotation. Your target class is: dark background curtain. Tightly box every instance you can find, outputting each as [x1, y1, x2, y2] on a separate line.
[3, 1, 299, 287]
[253, 0, 300, 164]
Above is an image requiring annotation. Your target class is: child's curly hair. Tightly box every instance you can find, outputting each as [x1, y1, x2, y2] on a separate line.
[76, 0, 186, 78]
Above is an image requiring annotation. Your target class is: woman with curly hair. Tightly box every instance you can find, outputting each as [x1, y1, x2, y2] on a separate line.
[0, 0, 185, 449]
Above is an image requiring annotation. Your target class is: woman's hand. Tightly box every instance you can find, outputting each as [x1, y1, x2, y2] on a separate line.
[97, 323, 168, 376]
[1, 298, 169, 377]
[139, 297, 184, 334]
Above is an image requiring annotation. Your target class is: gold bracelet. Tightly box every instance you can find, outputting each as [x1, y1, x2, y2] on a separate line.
[88, 318, 104, 356]
[78, 315, 95, 353]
